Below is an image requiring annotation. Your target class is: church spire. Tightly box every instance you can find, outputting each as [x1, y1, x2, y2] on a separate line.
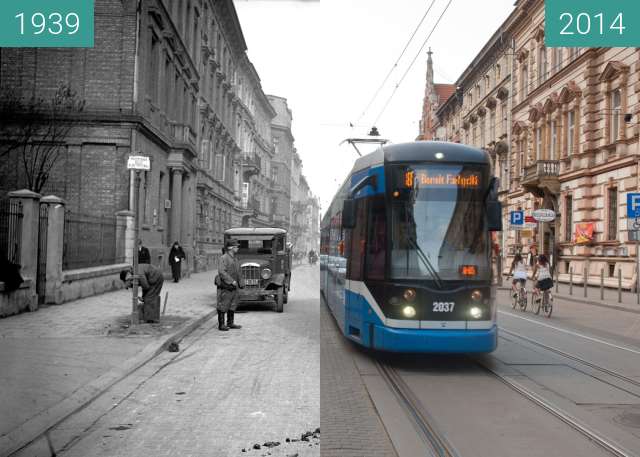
[426, 47, 434, 85]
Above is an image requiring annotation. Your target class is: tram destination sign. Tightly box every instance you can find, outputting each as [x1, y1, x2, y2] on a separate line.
[404, 170, 480, 188]
[532, 209, 556, 222]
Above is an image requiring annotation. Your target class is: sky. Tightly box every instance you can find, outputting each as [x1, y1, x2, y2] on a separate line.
[234, 0, 517, 213]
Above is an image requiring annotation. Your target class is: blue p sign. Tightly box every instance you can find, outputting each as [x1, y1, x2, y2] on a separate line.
[510, 210, 524, 225]
[627, 193, 640, 218]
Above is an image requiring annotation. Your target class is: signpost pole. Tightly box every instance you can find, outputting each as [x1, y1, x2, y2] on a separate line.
[131, 170, 141, 325]
[126, 155, 150, 325]
[636, 216, 640, 305]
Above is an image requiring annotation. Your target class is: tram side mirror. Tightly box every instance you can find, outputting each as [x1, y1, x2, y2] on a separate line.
[342, 198, 356, 229]
[487, 200, 502, 231]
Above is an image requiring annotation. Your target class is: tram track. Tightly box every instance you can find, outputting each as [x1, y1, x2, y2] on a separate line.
[376, 361, 462, 457]
[470, 328, 640, 457]
[500, 327, 640, 393]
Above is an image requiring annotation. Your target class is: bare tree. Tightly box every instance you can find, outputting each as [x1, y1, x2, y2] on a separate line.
[0, 84, 85, 193]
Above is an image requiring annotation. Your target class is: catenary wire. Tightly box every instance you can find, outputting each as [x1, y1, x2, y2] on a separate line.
[373, 0, 454, 126]
[354, 0, 438, 126]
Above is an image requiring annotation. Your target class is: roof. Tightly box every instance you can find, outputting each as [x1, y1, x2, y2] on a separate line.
[225, 228, 287, 236]
[434, 84, 456, 105]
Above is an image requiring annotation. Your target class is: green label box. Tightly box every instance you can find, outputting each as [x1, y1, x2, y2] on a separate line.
[0, 0, 93, 47]
[545, 0, 640, 47]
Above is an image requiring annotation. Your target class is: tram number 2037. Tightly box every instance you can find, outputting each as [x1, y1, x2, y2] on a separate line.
[433, 302, 455, 312]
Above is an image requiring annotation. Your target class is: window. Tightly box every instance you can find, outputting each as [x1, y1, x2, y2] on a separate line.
[348, 199, 368, 281]
[521, 65, 528, 101]
[611, 88, 621, 143]
[490, 111, 496, 140]
[148, 34, 159, 102]
[538, 47, 547, 83]
[157, 172, 164, 226]
[473, 126, 478, 146]
[567, 109, 575, 156]
[366, 197, 386, 280]
[519, 139, 525, 176]
[550, 120, 557, 160]
[535, 126, 543, 161]
[565, 195, 573, 241]
[608, 187, 617, 240]
[480, 120, 486, 147]
[553, 48, 563, 72]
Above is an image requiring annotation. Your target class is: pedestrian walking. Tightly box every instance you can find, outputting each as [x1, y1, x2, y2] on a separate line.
[120, 263, 164, 323]
[215, 239, 243, 331]
[138, 239, 150, 264]
[169, 241, 186, 282]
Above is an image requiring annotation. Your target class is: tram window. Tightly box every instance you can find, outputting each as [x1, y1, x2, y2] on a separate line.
[366, 197, 386, 280]
[349, 199, 367, 280]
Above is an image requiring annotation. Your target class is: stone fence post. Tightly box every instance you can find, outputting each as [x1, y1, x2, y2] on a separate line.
[41, 195, 65, 304]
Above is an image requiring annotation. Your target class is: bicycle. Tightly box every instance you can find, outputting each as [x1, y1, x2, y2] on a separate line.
[532, 288, 553, 317]
[510, 278, 528, 311]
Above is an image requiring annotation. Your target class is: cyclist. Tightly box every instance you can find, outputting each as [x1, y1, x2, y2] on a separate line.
[532, 254, 553, 302]
[507, 253, 528, 298]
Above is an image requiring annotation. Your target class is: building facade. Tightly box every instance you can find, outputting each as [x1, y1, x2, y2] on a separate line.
[417, 49, 456, 141]
[428, 0, 640, 289]
[267, 95, 294, 230]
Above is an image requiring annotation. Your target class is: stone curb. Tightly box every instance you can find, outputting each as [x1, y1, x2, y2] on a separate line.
[497, 286, 640, 315]
[1, 310, 217, 457]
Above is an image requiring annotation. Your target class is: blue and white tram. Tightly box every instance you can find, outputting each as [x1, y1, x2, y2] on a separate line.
[320, 141, 502, 353]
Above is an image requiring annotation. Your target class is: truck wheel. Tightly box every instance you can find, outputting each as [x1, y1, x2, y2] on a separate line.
[275, 287, 284, 313]
[283, 287, 289, 304]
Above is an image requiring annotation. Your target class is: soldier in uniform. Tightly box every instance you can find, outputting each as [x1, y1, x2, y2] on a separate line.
[216, 239, 243, 331]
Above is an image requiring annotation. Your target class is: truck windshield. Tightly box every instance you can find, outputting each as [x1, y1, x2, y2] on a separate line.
[235, 238, 274, 254]
[389, 164, 490, 281]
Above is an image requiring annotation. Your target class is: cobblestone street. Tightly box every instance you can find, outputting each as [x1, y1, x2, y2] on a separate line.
[54, 265, 319, 457]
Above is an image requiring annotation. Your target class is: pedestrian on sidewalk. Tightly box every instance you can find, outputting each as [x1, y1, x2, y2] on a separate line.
[120, 263, 164, 323]
[138, 239, 150, 264]
[215, 239, 243, 331]
[169, 241, 186, 282]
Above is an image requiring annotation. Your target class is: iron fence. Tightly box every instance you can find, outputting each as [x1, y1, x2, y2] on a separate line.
[63, 211, 121, 270]
[0, 200, 23, 264]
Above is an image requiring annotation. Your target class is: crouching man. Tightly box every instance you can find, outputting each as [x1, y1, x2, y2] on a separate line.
[120, 263, 164, 323]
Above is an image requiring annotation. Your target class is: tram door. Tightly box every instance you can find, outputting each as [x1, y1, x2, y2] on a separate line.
[345, 200, 368, 338]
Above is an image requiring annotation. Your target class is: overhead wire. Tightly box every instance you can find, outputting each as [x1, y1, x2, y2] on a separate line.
[373, 0, 455, 126]
[353, 0, 438, 126]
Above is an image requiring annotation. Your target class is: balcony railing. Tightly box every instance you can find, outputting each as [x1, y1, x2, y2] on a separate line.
[521, 160, 560, 196]
[242, 154, 261, 178]
[523, 160, 559, 182]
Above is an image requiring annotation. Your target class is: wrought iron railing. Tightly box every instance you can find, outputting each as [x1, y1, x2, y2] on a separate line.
[63, 211, 121, 270]
[0, 200, 23, 264]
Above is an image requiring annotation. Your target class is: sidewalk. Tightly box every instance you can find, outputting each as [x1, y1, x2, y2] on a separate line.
[0, 269, 218, 457]
[498, 275, 640, 314]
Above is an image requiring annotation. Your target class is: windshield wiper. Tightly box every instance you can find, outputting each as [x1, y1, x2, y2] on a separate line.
[406, 237, 444, 290]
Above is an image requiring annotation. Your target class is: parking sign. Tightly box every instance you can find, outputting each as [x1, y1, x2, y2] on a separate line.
[627, 193, 640, 218]
[510, 210, 524, 226]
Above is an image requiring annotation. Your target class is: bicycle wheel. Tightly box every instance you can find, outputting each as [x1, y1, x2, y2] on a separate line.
[533, 292, 541, 315]
[519, 288, 527, 311]
[511, 289, 518, 309]
[543, 292, 553, 317]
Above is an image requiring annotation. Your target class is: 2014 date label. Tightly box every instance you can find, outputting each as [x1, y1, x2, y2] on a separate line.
[545, 0, 640, 47]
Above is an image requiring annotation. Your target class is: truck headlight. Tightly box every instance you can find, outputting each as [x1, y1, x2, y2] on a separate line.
[261, 268, 272, 279]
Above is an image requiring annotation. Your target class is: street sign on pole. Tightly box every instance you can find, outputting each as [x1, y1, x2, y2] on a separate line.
[630, 215, 640, 305]
[532, 209, 556, 222]
[510, 210, 524, 226]
[127, 155, 150, 171]
[627, 193, 640, 218]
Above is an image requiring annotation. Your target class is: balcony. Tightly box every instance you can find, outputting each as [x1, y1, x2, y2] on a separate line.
[521, 160, 560, 197]
[241, 154, 261, 179]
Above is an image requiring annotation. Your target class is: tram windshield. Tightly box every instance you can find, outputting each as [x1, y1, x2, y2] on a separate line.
[390, 164, 490, 281]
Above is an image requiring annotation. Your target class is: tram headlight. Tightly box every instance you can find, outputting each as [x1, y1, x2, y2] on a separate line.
[403, 288, 416, 302]
[469, 307, 482, 319]
[402, 306, 416, 318]
[471, 290, 483, 302]
[261, 268, 272, 280]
